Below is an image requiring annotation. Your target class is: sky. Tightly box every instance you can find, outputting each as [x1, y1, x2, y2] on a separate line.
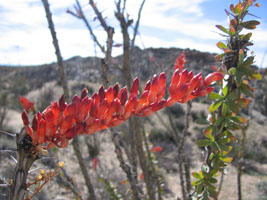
[0, 0, 266, 67]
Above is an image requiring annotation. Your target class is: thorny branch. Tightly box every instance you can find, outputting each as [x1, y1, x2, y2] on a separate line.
[131, 0, 146, 48]
[113, 133, 143, 200]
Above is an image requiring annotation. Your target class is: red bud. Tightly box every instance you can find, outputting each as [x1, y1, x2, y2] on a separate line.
[204, 72, 224, 87]
[22, 110, 29, 126]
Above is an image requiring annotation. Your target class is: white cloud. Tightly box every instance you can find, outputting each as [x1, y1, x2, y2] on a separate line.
[0, 0, 266, 68]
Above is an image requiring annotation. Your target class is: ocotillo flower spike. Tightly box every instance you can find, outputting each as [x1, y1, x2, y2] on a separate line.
[21, 53, 223, 149]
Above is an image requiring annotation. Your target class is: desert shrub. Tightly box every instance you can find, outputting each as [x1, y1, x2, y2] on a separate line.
[243, 141, 267, 164]
[191, 110, 206, 122]
[9, 76, 29, 96]
[257, 181, 267, 200]
[37, 87, 55, 111]
[164, 104, 185, 118]
[149, 128, 175, 144]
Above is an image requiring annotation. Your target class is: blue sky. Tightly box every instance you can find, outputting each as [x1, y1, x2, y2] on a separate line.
[0, 0, 266, 67]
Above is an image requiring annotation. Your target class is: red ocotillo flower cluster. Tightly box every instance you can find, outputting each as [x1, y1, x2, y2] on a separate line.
[19, 96, 35, 111]
[21, 52, 223, 149]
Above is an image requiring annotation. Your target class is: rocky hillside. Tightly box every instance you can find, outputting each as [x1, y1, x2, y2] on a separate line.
[0, 47, 266, 115]
[0, 47, 266, 200]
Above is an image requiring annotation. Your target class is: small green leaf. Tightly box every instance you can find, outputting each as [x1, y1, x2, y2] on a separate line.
[197, 182, 203, 194]
[215, 53, 226, 61]
[218, 137, 231, 144]
[241, 20, 260, 29]
[241, 32, 252, 41]
[204, 180, 217, 191]
[234, 2, 242, 14]
[216, 25, 229, 34]
[207, 177, 217, 184]
[230, 116, 246, 123]
[222, 85, 228, 96]
[238, 67, 256, 78]
[203, 189, 209, 199]
[238, 49, 245, 66]
[204, 126, 215, 141]
[230, 4, 235, 13]
[216, 41, 228, 49]
[195, 118, 209, 125]
[239, 56, 254, 68]
[209, 99, 223, 112]
[228, 91, 238, 101]
[226, 100, 239, 113]
[208, 92, 224, 100]
[240, 85, 254, 97]
[228, 67, 236, 75]
[197, 139, 212, 147]
[235, 69, 242, 85]
[192, 172, 202, 179]
[252, 72, 262, 80]
[191, 179, 203, 186]
[222, 103, 229, 117]
[219, 157, 233, 163]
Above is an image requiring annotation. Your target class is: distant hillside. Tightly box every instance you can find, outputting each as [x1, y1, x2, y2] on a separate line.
[0, 47, 266, 115]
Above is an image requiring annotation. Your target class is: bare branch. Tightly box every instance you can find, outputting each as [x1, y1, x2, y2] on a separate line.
[89, 0, 115, 82]
[131, 0, 146, 48]
[28, 168, 41, 174]
[155, 112, 176, 138]
[0, 149, 16, 153]
[9, 155, 17, 164]
[74, 0, 105, 53]
[72, 137, 96, 200]
[41, 0, 69, 99]
[0, 184, 9, 188]
[112, 132, 143, 200]
[0, 130, 16, 137]
[66, 9, 81, 18]
[89, 0, 109, 31]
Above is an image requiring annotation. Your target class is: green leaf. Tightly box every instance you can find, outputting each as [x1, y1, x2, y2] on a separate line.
[226, 100, 239, 113]
[222, 85, 228, 96]
[204, 126, 215, 141]
[228, 67, 236, 75]
[241, 32, 252, 41]
[195, 118, 209, 125]
[191, 179, 203, 186]
[203, 189, 209, 199]
[216, 41, 228, 49]
[235, 69, 242, 85]
[204, 180, 217, 191]
[222, 103, 229, 117]
[197, 182, 204, 194]
[238, 49, 245, 66]
[252, 72, 262, 80]
[239, 66, 256, 78]
[207, 177, 217, 184]
[218, 137, 231, 144]
[228, 91, 238, 101]
[234, 3, 242, 14]
[219, 157, 233, 163]
[192, 172, 202, 179]
[240, 85, 254, 97]
[216, 25, 229, 34]
[230, 116, 246, 124]
[208, 92, 224, 100]
[241, 20, 260, 29]
[239, 56, 254, 68]
[197, 139, 212, 147]
[215, 53, 226, 61]
[217, 142, 230, 151]
[209, 99, 223, 112]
